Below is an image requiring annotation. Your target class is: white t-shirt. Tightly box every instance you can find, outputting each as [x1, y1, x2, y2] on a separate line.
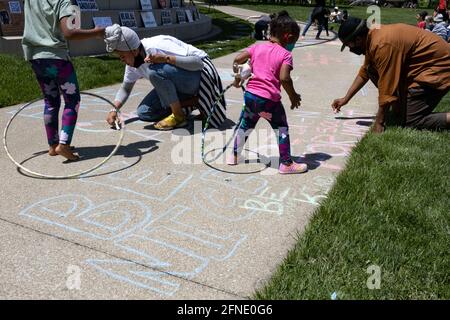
[123, 35, 208, 83]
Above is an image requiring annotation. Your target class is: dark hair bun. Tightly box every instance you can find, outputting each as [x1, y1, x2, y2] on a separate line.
[269, 9, 300, 39]
[277, 10, 290, 18]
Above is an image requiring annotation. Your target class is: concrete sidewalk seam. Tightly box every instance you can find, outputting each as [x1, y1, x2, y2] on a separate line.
[0, 216, 247, 299]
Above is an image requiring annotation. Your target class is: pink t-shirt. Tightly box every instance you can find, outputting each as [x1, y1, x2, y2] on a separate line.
[245, 42, 293, 102]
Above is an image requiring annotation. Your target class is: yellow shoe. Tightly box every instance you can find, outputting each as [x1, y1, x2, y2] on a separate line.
[154, 113, 187, 130]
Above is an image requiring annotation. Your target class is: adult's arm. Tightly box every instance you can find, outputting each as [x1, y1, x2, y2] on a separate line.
[332, 55, 370, 112]
[146, 54, 204, 71]
[331, 74, 368, 113]
[114, 82, 136, 109]
[172, 55, 204, 71]
[106, 81, 135, 126]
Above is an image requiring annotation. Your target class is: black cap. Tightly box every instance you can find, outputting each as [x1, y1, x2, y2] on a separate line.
[338, 17, 366, 52]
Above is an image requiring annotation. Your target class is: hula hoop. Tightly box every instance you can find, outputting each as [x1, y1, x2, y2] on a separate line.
[201, 84, 271, 174]
[203, 148, 271, 174]
[3, 91, 125, 179]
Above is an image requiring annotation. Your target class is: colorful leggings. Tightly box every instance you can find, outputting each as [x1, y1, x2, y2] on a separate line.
[31, 59, 80, 146]
[233, 91, 292, 165]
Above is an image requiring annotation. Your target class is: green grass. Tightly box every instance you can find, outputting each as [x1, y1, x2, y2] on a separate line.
[224, 1, 420, 30]
[196, 6, 255, 59]
[0, 54, 126, 108]
[0, 53, 41, 108]
[255, 96, 450, 299]
[0, 8, 254, 108]
[436, 92, 450, 112]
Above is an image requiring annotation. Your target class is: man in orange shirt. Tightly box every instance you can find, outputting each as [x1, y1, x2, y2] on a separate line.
[332, 17, 450, 132]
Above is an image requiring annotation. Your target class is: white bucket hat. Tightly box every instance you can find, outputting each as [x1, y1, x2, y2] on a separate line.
[104, 24, 141, 52]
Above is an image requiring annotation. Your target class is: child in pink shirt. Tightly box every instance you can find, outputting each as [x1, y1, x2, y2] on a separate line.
[416, 11, 428, 29]
[229, 11, 307, 174]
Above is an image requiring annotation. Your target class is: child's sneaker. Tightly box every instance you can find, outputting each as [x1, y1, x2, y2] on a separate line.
[278, 162, 308, 174]
[227, 154, 243, 165]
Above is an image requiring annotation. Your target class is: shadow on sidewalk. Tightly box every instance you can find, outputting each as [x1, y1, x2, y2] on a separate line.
[17, 140, 160, 180]
[334, 116, 375, 120]
[356, 120, 373, 127]
[70, 139, 159, 161]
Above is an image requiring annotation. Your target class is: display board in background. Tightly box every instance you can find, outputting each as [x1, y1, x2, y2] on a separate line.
[0, 0, 24, 36]
[119, 11, 137, 28]
[8, 0, 20, 13]
[140, 0, 153, 10]
[93, 16, 113, 28]
[176, 10, 186, 24]
[185, 9, 193, 23]
[161, 9, 171, 25]
[141, 11, 157, 28]
[75, 0, 98, 11]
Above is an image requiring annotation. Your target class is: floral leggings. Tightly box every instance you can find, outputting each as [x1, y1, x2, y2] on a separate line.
[31, 59, 80, 146]
[233, 91, 293, 165]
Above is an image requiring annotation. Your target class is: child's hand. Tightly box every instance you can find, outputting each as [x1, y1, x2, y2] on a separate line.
[290, 93, 301, 110]
[232, 63, 239, 74]
[233, 74, 242, 88]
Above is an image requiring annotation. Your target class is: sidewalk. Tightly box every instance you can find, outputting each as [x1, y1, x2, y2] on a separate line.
[199, 3, 337, 44]
[0, 6, 377, 299]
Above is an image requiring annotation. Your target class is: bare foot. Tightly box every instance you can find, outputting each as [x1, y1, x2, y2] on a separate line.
[48, 144, 58, 156]
[55, 144, 79, 161]
[50, 144, 75, 156]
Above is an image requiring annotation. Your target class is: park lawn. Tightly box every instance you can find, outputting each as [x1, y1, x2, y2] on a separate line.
[0, 54, 128, 108]
[255, 95, 450, 299]
[197, 6, 255, 58]
[225, 1, 419, 29]
[0, 7, 254, 108]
